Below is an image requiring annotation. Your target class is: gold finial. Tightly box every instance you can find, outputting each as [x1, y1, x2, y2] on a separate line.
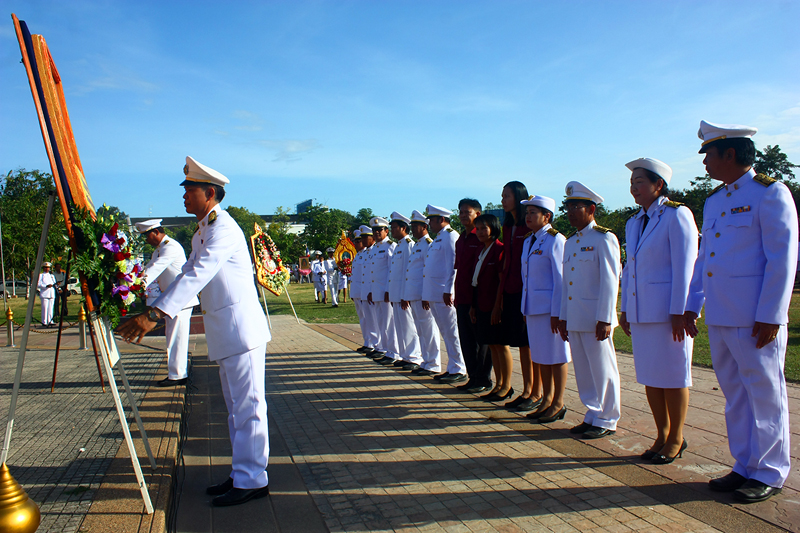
[78, 307, 86, 322]
[5, 309, 11, 321]
[0, 463, 41, 533]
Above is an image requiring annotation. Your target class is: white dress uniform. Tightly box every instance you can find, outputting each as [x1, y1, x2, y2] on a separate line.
[37, 270, 56, 326]
[687, 167, 797, 488]
[324, 257, 338, 306]
[360, 242, 382, 350]
[403, 232, 442, 372]
[521, 223, 571, 365]
[621, 195, 698, 388]
[370, 234, 399, 359]
[311, 257, 327, 296]
[422, 224, 466, 375]
[143, 234, 199, 380]
[560, 219, 621, 431]
[388, 233, 422, 364]
[155, 160, 270, 491]
[352, 246, 374, 349]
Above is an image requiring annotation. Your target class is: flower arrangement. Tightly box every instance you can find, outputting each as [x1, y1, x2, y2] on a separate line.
[250, 223, 290, 296]
[73, 205, 147, 327]
[337, 257, 352, 277]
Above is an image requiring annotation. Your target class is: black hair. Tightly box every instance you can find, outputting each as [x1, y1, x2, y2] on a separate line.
[474, 213, 501, 239]
[458, 198, 482, 211]
[390, 220, 409, 232]
[705, 138, 756, 167]
[502, 181, 528, 227]
[200, 184, 226, 202]
[637, 168, 670, 198]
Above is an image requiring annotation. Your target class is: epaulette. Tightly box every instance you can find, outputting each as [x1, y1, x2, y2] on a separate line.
[445, 227, 453, 232]
[208, 211, 217, 225]
[524, 230, 533, 238]
[405, 235, 412, 242]
[754, 174, 777, 187]
[547, 227, 559, 237]
[664, 201, 683, 208]
[709, 183, 725, 196]
[566, 230, 577, 239]
[593, 225, 611, 234]
[425, 236, 433, 243]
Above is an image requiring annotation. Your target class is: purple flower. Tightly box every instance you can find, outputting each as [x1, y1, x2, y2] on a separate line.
[101, 233, 121, 253]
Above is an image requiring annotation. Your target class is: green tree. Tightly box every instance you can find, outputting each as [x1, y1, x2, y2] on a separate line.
[226, 206, 266, 242]
[169, 223, 198, 255]
[755, 145, 798, 183]
[267, 206, 305, 263]
[354, 208, 374, 231]
[301, 204, 355, 253]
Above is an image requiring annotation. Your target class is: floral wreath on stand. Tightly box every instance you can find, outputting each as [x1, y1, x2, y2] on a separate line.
[73, 205, 147, 327]
[334, 230, 356, 277]
[250, 223, 290, 296]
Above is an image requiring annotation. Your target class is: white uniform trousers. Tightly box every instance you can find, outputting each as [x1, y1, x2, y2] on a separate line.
[218, 344, 269, 489]
[363, 301, 381, 350]
[373, 301, 399, 359]
[708, 325, 790, 488]
[410, 300, 441, 372]
[570, 331, 620, 430]
[328, 282, 339, 306]
[165, 307, 193, 379]
[41, 297, 54, 326]
[392, 303, 422, 364]
[353, 299, 370, 347]
[429, 301, 466, 375]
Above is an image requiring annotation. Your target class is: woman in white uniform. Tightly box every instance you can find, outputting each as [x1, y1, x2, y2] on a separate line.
[620, 158, 698, 464]
[519, 196, 571, 423]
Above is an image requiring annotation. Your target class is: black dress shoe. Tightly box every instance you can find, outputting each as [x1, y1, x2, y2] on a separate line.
[456, 381, 474, 391]
[393, 359, 410, 367]
[708, 471, 748, 492]
[534, 406, 567, 424]
[369, 350, 387, 359]
[465, 385, 490, 394]
[212, 486, 270, 507]
[515, 397, 543, 412]
[402, 363, 420, 371]
[651, 439, 687, 465]
[356, 346, 370, 353]
[415, 368, 436, 376]
[504, 395, 527, 408]
[582, 426, 615, 439]
[640, 449, 658, 461]
[733, 479, 782, 503]
[378, 357, 397, 365]
[433, 372, 450, 381]
[440, 373, 467, 384]
[157, 377, 188, 387]
[569, 421, 593, 434]
[206, 477, 234, 496]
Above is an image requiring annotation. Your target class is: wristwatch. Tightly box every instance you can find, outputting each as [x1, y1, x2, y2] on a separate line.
[146, 307, 162, 322]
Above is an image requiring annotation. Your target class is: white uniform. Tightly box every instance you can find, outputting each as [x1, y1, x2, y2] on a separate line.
[324, 258, 338, 305]
[687, 169, 797, 488]
[521, 224, 570, 365]
[311, 259, 327, 297]
[560, 220, 621, 431]
[369, 236, 399, 359]
[404, 235, 441, 372]
[621, 196, 698, 388]
[388, 235, 422, 364]
[422, 226, 466, 375]
[154, 205, 270, 490]
[358, 246, 380, 350]
[144, 236, 199, 380]
[37, 271, 56, 325]
[350, 249, 370, 347]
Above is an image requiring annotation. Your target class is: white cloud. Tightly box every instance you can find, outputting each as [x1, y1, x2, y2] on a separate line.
[257, 139, 320, 162]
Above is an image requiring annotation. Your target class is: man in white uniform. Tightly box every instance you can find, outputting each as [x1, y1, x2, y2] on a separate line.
[422, 205, 467, 383]
[368, 217, 400, 365]
[403, 210, 442, 375]
[136, 219, 199, 386]
[118, 156, 270, 507]
[324, 247, 339, 307]
[311, 251, 327, 303]
[686, 121, 797, 503]
[350, 230, 369, 352]
[37, 262, 56, 327]
[358, 226, 383, 358]
[387, 212, 423, 370]
[558, 182, 621, 440]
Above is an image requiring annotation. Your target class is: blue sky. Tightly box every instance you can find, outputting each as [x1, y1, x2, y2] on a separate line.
[1, 0, 799, 219]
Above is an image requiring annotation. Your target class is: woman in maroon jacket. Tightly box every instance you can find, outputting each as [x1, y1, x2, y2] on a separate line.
[494, 181, 542, 411]
[469, 214, 513, 400]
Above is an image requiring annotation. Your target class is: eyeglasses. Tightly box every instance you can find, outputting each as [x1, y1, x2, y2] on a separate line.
[565, 204, 589, 212]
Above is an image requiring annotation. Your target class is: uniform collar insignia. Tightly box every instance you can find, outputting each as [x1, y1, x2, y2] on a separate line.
[208, 211, 217, 224]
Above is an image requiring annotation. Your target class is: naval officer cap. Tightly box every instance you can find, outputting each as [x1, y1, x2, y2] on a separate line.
[42, 261, 52, 267]
[135, 219, 163, 233]
[326, 247, 335, 252]
[697, 120, 757, 154]
[390, 211, 411, 224]
[370, 216, 389, 228]
[180, 156, 231, 187]
[520, 195, 556, 214]
[625, 158, 673, 185]
[426, 204, 452, 218]
[353, 229, 362, 238]
[564, 181, 604, 204]
[314, 250, 322, 256]
[359, 225, 373, 236]
[410, 210, 429, 224]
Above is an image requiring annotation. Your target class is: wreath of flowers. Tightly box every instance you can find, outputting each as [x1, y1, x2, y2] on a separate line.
[251, 224, 290, 296]
[73, 205, 147, 327]
[337, 257, 352, 277]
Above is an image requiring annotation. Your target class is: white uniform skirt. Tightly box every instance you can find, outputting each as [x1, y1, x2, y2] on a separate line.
[630, 322, 693, 388]
[525, 314, 571, 365]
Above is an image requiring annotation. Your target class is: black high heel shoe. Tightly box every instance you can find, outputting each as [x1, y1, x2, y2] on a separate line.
[651, 439, 687, 465]
[480, 390, 500, 401]
[534, 406, 567, 424]
[484, 387, 513, 402]
[640, 449, 658, 461]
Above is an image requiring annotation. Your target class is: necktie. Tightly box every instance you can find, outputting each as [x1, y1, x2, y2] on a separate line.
[641, 214, 649, 235]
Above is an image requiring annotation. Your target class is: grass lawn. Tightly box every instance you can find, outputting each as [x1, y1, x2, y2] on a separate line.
[2, 296, 85, 326]
[261, 283, 359, 324]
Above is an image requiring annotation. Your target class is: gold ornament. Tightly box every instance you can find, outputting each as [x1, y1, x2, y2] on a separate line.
[0, 463, 41, 533]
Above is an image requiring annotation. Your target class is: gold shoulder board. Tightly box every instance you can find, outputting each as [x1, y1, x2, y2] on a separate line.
[566, 230, 577, 239]
[208, 211, 217, 224]
[754, 174, 777, 186]
[425, 236, 433, 243]
[547, 227, 559, 236]
[445, 227, 453, 232]
[664, 201, 683, 208]
[524, 230, 533, 238]
[709, 183, 725, 196]
[593, 225, 611, 234]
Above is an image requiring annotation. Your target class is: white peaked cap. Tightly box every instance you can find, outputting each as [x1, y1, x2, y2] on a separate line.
[564, 181, 604, 204]
[359, 225, 373, 235]
[181, 156, 230, 187]
[353, 229, 362, 238]
[42, 262, 52, 267]
[410, 210, 429, 223]
[326, 247, 335, 252]
[520, 195, 556, 213]
[625, 158, 673, 185]
[698, 120, 757, 153]
[370, 216, 389, 228]
[314, 250, 322, 255]
[135, 219, 163, 233]
[426, 204, 451, 217]
[390, 211, 411, 224]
